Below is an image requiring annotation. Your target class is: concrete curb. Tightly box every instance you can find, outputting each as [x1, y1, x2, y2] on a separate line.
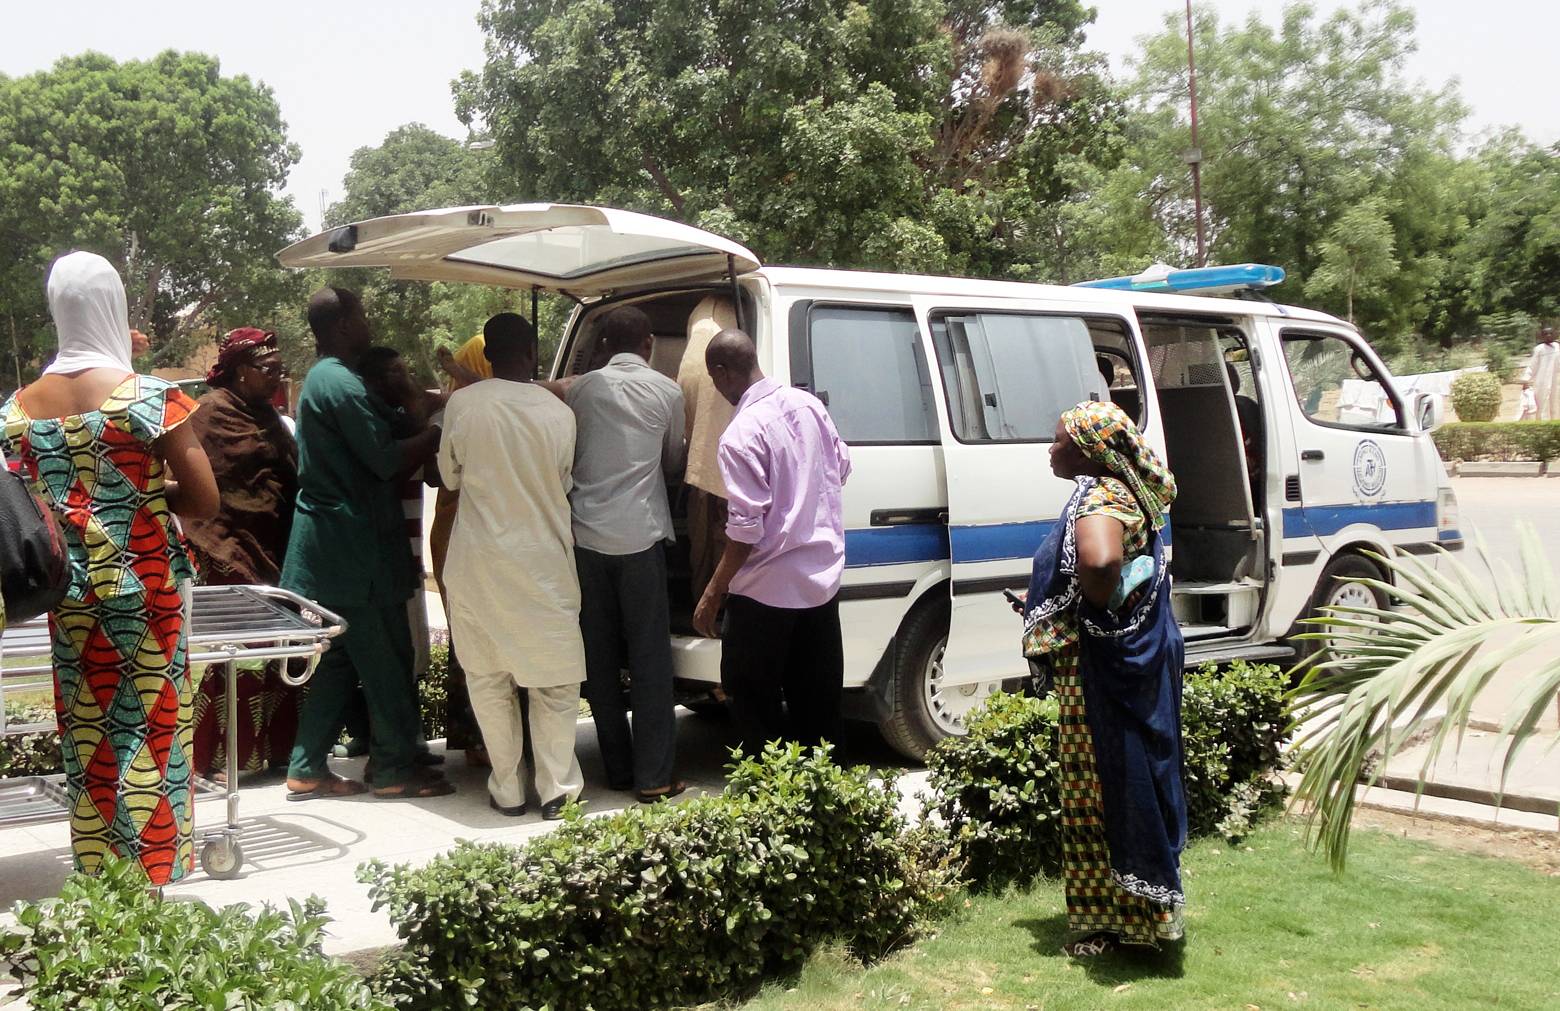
[1353, 783, 1560, 834]
[1373, 774, 1560, 817]
[1456, 461, 1546, 477]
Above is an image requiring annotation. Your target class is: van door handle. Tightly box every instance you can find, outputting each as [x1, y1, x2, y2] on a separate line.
[1301, 449, 1325, 461]
[870, 508, 948, 527]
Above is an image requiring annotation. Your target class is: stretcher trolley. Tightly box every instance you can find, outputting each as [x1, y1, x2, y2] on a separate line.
[0, 585, 346, 879]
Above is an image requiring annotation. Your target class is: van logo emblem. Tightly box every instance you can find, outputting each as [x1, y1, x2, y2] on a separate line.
[1353, 440, 1386, 499]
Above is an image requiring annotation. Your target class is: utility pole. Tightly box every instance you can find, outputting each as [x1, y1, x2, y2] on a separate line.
[1184, 0, 1207, 267]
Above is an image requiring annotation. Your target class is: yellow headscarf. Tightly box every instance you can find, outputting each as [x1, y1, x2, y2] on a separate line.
[447, 333, 493, 390]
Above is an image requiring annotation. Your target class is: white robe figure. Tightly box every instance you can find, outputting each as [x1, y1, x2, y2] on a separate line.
[1524, 341, 1560, 421]
[438, 378, 586, 809]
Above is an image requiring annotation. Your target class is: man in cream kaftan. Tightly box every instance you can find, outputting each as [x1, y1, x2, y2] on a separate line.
[1524, 328, 1559, 421]
[438, 315, 586, 815]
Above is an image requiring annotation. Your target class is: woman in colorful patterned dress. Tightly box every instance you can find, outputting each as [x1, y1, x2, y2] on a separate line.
[1020, 401, 1187, 957]
[2, 252, 218, 886]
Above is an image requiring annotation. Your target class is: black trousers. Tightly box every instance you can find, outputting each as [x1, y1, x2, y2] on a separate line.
[720, 593, 844, 754]
[576, 544, 677, 791]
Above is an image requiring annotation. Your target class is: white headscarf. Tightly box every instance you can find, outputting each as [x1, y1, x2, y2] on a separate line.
[42, 251, 134, 377]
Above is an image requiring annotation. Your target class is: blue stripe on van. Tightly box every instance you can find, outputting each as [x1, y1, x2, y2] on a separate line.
[1282, 500, 1436, 539]
[844, 524, 949, 567]
[950, 521, 1056, 563]
[844, 521, 1052, 567]
[845, 515, 1175, 568]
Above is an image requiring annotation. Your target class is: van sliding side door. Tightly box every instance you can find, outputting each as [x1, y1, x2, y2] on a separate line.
[916, 297, 1114, 690]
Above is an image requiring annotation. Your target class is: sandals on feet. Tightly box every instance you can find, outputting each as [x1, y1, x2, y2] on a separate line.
[373, 770, 456, 799]
[636, 781, 688, 804]
[1062, 932, 1119, 958]
[285, 774, 367, 802]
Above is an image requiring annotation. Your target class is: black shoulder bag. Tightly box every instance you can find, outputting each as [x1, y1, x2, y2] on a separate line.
[0, 469, 70, 624]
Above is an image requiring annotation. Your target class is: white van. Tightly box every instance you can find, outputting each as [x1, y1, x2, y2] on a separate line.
[279, 204, 1462, 759]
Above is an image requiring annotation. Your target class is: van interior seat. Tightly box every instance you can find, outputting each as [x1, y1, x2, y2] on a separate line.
[649, 334, 687, 379]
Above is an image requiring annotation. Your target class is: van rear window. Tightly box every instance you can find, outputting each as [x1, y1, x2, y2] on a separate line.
[929, 312, 1101, 443]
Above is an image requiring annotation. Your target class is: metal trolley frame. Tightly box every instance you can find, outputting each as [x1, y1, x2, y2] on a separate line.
[0, 585, 346, 879]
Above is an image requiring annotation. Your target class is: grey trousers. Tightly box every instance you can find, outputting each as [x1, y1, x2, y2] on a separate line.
[575, 544, 677, 791]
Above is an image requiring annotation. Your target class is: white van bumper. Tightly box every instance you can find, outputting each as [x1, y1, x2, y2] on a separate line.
[670, 634, 722, 684]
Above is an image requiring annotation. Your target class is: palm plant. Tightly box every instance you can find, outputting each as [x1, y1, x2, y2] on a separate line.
[1286, 525, 1560, 869]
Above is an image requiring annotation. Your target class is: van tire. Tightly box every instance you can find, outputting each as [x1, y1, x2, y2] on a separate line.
[1291, 554, 1389, 663]
[878, 600, 951, 763]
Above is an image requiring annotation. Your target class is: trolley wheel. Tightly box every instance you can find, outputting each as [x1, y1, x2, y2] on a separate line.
[200, 837, 244, 879]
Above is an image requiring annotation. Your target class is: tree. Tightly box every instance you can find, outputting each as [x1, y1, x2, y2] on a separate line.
[1304, 197, 1399, 323]
[1435, 137, 1560, 334]
[452, 0, 1119, 279]
[1113, 1, 1465, 339]
[0, 51, 302, 379]
[316, 124, 540, 379]
[325, 124, 492, 227]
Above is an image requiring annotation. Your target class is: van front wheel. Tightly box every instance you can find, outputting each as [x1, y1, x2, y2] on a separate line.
[879, 600, 1005, 762]
[1293, 553, 1389, 662]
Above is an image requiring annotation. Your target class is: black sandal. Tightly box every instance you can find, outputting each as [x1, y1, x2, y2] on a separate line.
[636, 781, 688, 804]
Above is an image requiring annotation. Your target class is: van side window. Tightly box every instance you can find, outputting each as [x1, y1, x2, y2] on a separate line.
[807, 306, 937, 444]
[1281, 331, 1404, 430]
[929, 313, 1099, 442]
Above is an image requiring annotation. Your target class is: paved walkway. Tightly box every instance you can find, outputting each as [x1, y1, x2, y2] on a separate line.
[0, 705, 924, 959]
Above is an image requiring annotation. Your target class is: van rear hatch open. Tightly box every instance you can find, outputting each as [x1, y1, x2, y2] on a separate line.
[275, 203, 760, 297]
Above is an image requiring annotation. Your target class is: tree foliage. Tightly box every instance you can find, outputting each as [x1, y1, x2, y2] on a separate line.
[1105, 1, 1464, 339]
[0, 51, 302, 380]
[314, 124, 529, 379]
[454, 0, 1119, 280]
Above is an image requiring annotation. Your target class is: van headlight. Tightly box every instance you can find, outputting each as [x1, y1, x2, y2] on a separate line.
[1437, 487, 1459, 536]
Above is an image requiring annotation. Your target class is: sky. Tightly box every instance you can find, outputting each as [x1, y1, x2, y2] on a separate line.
[2, 1, 1556, 234]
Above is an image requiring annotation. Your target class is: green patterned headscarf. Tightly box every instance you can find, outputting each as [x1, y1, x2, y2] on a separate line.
[1061, 401, 1177, 530]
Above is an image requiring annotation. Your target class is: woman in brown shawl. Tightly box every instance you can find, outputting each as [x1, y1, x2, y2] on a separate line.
[184, 328, 301, 781]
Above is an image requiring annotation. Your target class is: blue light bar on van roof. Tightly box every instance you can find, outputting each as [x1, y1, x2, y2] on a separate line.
[1073, 262, 1286, 295]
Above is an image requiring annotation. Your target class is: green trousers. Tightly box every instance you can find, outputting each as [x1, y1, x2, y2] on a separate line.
[287, 599, 421, 788]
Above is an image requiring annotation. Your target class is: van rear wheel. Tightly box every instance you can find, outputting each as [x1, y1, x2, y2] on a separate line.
[879, 600, 1005, 762]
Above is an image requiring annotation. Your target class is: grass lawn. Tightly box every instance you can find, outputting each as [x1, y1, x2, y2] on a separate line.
[725, 820, 1560, 1011]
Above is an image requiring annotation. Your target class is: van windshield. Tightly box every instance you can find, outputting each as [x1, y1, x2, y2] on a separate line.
[929, 312, 1100, 442]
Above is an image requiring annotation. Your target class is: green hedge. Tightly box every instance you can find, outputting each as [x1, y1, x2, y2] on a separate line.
[0, 700, 62, 778]
[925, 660, 1290, 893]
[924, 692, 1062, 892]
[0, 859, 389, 1011]
[1432, 421, 1560, 461]
[1180, 659, 1290, 838]
[364, 744, 959, 1011]
[421, 642, 450, 741]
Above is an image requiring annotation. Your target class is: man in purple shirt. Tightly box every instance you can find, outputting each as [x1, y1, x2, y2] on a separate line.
[692, 329, 852, 752]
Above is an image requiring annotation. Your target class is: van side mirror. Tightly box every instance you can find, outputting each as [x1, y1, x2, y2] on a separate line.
[1413, 392, 1441, 431]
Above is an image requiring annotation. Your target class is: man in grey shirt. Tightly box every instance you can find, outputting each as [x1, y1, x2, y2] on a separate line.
[565, 305, 687, 801]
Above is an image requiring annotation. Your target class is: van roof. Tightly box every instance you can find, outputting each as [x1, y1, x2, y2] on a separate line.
[754, 265, 1351, 330]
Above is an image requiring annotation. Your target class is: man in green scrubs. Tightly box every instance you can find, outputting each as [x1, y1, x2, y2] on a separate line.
[283, 287, 450, 799]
